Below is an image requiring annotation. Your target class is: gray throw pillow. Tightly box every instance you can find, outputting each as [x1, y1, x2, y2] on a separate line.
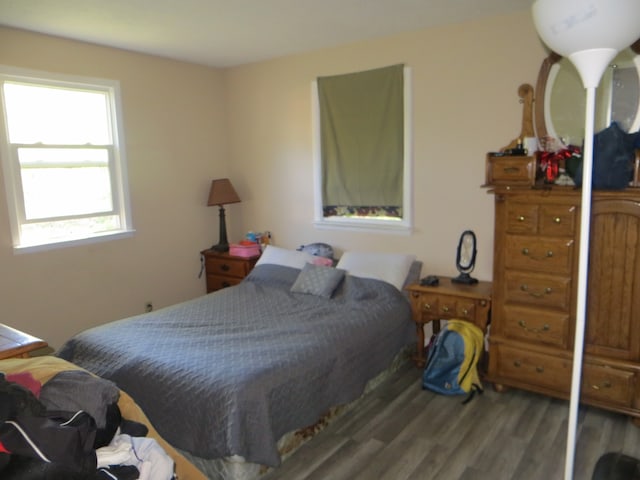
[290, 263, 345, 298]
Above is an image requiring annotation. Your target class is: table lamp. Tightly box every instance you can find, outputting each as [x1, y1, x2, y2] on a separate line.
[207, 178, 241, 252]
[531, 1, 640, 478]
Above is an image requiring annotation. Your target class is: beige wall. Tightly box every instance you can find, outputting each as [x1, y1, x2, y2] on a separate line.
[224, 11, 546, 279]
[0, 27, 229, 348]
[0, 11, 548, 349]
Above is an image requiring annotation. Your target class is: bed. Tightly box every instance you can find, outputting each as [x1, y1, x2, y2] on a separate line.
[0, 355, 207, 480]
[56, 247, 419, 479]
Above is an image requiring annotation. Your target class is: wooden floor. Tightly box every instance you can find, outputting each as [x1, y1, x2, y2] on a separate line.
[263, 362, 640, 480]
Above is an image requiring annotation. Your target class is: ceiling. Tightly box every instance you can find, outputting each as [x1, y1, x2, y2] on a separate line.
[0, 0, 533, 68]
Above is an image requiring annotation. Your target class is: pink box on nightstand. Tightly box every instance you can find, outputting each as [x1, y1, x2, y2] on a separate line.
[229, 243, 261, 258]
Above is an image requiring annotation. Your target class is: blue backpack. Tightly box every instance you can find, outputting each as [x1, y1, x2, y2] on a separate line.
[422, 319, 484, 403]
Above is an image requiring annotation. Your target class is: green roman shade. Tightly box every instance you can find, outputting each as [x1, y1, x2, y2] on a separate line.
[317, 64, 404, 218]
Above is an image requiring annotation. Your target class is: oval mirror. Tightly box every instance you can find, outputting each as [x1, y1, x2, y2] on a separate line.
[535, 39, 640, 146]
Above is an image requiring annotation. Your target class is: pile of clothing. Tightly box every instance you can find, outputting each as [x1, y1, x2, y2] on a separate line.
[0, 369, 175, 480]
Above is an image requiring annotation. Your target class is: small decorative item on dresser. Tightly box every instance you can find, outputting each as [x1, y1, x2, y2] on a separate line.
[452, 230, 478, 285]
[201, 249, 259, 293]
[485, 152, 537, 187]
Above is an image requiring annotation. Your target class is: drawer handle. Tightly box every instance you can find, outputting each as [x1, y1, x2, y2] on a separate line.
[423, 303, 432, 311]
[554, 216, 562, 224]
[221, 281, 231, 288]
[518, 320, 550, 333]
[513, 360, 522, 367]
[536, 366, 545, 373]
[591, 381, 612, 391]
[520, 284, 552, 297]
[441, 306, 450, 313]
[220, 264, 231, 272]
[521, 248, 554, 259]
[461, 308, 469, 316]
[517, 215, 526, 222]
[503, 167, 520, 173]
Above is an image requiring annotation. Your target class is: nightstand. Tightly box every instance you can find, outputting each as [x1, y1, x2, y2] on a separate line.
[0, 323, 48, 360]
[201, 249, 260, 293]
[406, 277, 492, 368]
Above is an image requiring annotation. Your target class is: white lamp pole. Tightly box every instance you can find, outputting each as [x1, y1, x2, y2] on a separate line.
[531, 1, 640, 479]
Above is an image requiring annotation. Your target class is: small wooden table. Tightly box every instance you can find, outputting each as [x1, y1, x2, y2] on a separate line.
[0, 323, 48, 360]
[201, 249, 260, 293]
[406, 277, 492, 368]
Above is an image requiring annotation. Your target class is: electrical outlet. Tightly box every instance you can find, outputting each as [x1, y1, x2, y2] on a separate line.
[145, 302, 153, 312]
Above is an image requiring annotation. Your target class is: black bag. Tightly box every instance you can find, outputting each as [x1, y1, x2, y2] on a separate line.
[574, 122, 638, 189]
[0, 410, 97, 473]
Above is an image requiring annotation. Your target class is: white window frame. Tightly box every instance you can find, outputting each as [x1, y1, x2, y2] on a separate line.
[0, 65, 134, 253]
[311, 66, 413, 234]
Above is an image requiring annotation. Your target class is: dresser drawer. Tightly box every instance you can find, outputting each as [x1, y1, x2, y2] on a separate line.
[205, 256, 251, 279]
[539, 205, 577, 236]
[503, 305, 569, 348]
[506, 203, 538, 234]
[494, 344, 572, 393]
[505, 271, 572, 310]
[486, 155, 536, 186]
[505, 235, 574, 274]
[582, 363, 636, 408]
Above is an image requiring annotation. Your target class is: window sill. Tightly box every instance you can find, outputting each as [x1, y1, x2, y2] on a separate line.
[13, 229, 136, 254]
[313, 218, 412, 235]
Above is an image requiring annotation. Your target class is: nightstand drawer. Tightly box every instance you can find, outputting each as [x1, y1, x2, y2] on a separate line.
[205, 256, 252, 279]
[206, 274, 244, 291]
[415, 294, 482, 322]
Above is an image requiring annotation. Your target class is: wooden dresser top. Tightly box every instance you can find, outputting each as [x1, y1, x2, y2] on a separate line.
[0, 323, 48, 360]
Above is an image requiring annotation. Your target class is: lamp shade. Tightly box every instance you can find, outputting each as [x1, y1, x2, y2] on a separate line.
[207, 178, 241, 206]
[532, 0, 640, 88]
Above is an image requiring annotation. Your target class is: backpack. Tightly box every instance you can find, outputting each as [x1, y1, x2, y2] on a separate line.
[422, 319, 484, 403]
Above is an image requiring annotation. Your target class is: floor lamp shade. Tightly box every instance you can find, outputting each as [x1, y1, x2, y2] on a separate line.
[531, 1, 640, 478]
[207, 178, 241, 252]
[532, 0, 640, 88]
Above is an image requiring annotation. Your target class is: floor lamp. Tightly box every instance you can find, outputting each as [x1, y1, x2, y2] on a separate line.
[531, 1, 640, 478]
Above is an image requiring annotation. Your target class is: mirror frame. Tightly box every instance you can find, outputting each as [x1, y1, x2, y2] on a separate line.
[534, 39, 640, 141]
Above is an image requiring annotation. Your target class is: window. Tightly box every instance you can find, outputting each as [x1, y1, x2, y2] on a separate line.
[312, 64, 412, 232]
[0, 66, 133, 252]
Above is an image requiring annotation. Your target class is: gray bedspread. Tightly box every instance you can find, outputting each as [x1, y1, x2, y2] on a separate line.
[57, 264, 413, 467]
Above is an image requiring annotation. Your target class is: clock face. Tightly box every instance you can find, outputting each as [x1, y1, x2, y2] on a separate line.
[457, 231, 477, 272]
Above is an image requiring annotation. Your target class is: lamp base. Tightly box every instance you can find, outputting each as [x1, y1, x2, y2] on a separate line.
[211, 243, 230, 253]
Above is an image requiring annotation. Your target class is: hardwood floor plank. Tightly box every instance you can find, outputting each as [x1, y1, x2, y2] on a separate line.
[303, 438, 385, 480]
[352, 435, 433, 480]
[264, 364, 640, 479]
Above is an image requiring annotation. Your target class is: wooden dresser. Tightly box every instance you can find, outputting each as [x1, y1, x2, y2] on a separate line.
[201, 249, 259, 293]
[487, 186, 640, 421]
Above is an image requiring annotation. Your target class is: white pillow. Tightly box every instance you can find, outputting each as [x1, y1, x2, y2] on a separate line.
[255, 245, 316, 269]
[336, 251, 416, 291]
